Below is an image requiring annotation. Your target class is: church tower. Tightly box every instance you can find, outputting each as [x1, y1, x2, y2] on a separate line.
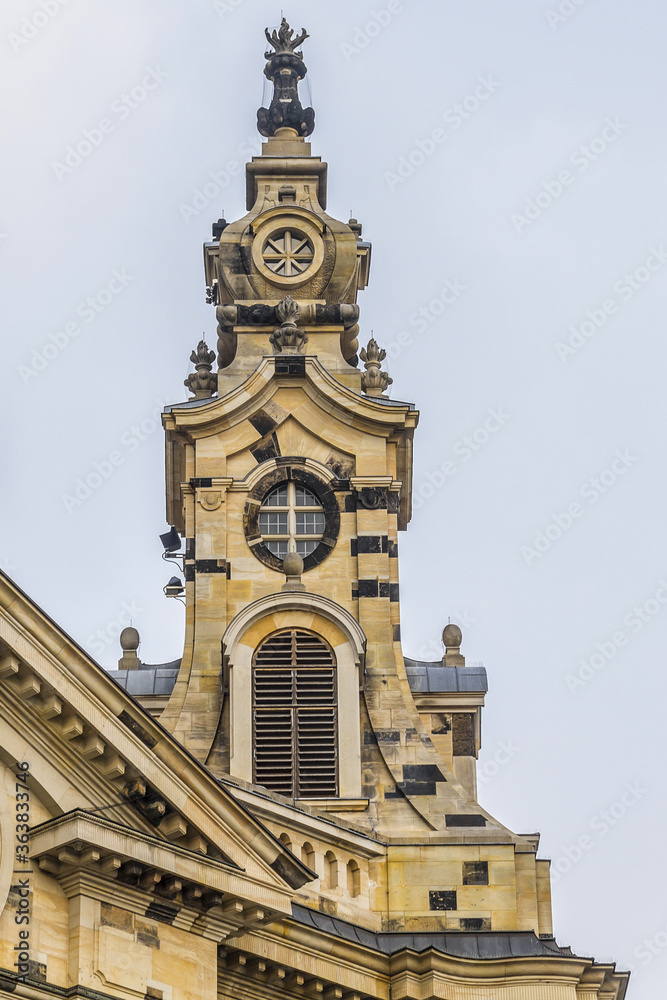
[0, 19, 628, 1000]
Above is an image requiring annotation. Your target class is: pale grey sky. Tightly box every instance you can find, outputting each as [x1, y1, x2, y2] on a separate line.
[2, 1, 667, 993]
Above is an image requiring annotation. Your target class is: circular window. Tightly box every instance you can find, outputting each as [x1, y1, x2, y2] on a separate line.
[244, 467, 340, 573]
[250, 213, 325, 289]
[258, 483, 325, 558]
[262, 229, 315, 278]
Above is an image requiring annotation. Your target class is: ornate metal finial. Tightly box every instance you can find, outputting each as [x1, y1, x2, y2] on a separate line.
[359, 338, 393, 396]
[270, 296, 309, 355]
[257, 18, 315, 138]
[184, 338, 217, 399]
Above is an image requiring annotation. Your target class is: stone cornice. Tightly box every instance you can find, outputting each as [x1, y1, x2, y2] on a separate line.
[0, 571, 313, 896]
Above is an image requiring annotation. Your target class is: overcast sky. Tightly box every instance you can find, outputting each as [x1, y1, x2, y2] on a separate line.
[2, 0, 666, 993]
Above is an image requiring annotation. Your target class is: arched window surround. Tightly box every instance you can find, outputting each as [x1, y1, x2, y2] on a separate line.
[222, 592, 365, 800]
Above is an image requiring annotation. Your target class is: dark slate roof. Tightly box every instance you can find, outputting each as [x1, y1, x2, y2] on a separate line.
[404, 659, 488, 695]
[107, 658, 487, 698]
[290, 904, 572, 958]
[106, 661, 180, 696]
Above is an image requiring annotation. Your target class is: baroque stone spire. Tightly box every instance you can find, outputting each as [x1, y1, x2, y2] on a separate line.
[257, 18, 315, 137]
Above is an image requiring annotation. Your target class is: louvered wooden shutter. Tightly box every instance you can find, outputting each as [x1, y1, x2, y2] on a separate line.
[253, 629, 338, 798]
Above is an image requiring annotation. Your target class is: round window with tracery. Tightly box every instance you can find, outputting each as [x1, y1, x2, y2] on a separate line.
[258, 483, 325, 559]
[262, 229, 315, 277]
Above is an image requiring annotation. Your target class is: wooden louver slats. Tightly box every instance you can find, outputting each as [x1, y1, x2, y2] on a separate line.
[253, 629, 338, 799]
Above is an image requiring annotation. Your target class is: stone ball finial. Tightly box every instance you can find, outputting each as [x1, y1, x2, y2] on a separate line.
[283, 552, 304, 578]
[282, 552, 306, 592]
[120, 627, 140, 651]
[442, 623, 462, 649]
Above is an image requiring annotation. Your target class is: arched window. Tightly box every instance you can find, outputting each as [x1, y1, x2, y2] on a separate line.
[279, 832, 292, 851]
[253, 629, 338, 799]
[325, 851, 338, 889]
[301, 842, 316, 869]
[347, 859, 361, 897]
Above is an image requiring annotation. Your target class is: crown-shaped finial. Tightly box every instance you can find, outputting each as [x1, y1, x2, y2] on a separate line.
[257, 19, 315, 137]
[184, 338, 217, 400]
[360, 338, 393, 396]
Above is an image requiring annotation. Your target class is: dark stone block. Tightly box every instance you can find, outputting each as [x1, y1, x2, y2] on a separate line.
[357, 535, 384, 554]
[389, 583, 400, 602]
[190, 478, 212, 488]
[185, 564, 195, 582]
[387, 492, 400, 514]
[344, 494, 357, 512]
[388, 539, 398, 558]
[249, 409, 278, 437]
[392, 624, 401, 641]
[402, 764, 446, 783]
[358, 579, 379, 598]
[195, 560, 227, 574]
[460, 918, 490, 930]
[27, 963, 45, 983]
[379, 582, 390, 598]
[118, 710, 158, 749]
[463, 861, 489, 886]
[452, 713, 475, 757]
[250, 432, 281, 463]
[375, 730, 400, 743]
[275, 356, 306, 376]
[136, 919, 160, 950]
[446, 814, 487, 827]
[350, 538, 358, 557]
[429, 890, 457, 911]
[185, 538, 195, 558]
[363, 730, 377, 745]
[399, 780, 436, 796]
[144, 901, 178, 925]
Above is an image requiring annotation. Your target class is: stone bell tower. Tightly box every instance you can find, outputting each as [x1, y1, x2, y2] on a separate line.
[125, 25, 629, 986]
[159, 18, 417, 788]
